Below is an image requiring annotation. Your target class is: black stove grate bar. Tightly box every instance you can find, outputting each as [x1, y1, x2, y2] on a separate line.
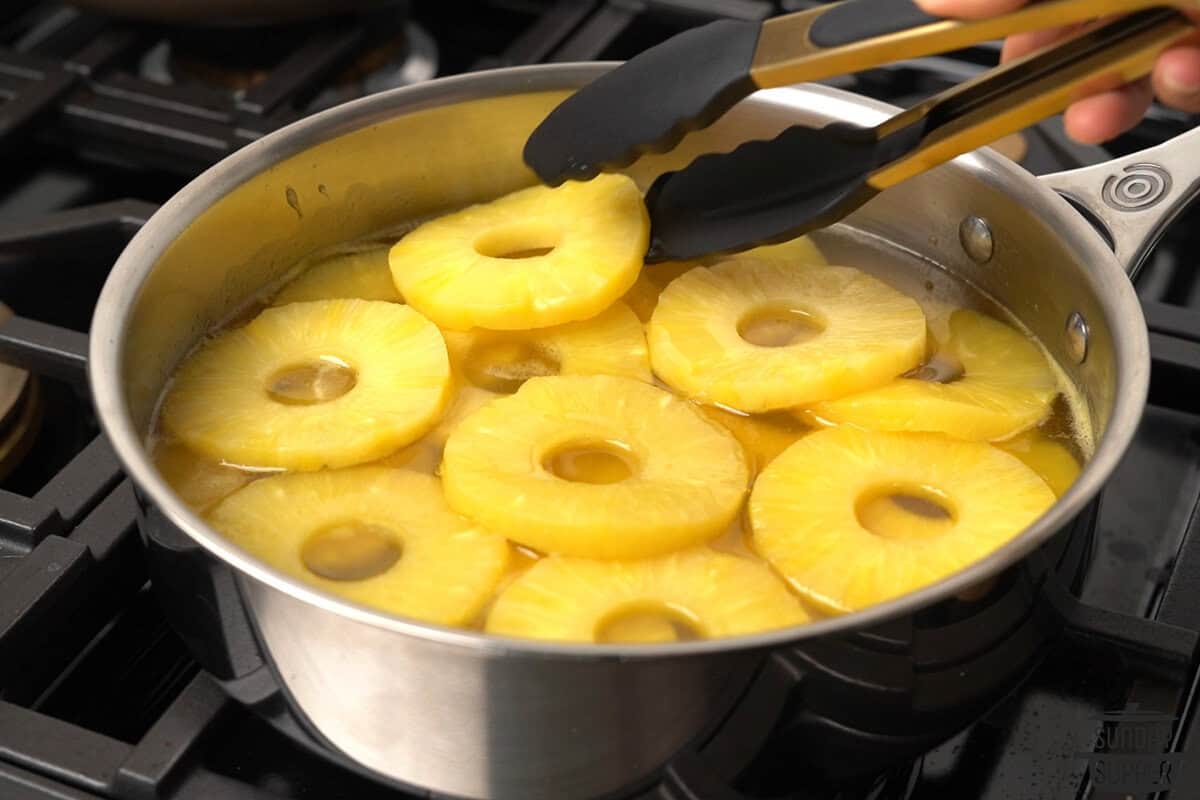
[487, 0, 776, 72]
[0, 46, 75, 143]
[481, 0, 600, 69]
[1167, 643, 1200, 796]
[31, 436, 122, 536]
[236, 26, 368, 116]
[0, 699, 132, 791]
[551, 2, 638, 62]
[68, 481, 139, 563]
[0, 199, 156, 256]
[1, 3, 426, 176]
[1145, 299, 1200, 343]
[0, 34, 314, 174]
[1147, 331, 1200, 414]
[0, 486, 152, 708]
[14, 7, 105, 65]
[0, 316, 87, 387]
[63, 28, 139, 78]
[110, 674, 229, 800]
[643, 0, 774, 20]
[1156, 483, 1200, 632]
[2, 668, 287, 800]
[55, 88, 261, 173]
[0, 490, 63, 554]
[0, 200, 147, 468]
[13, 6, 138, 81]
[657, 749, 756, 800]
[0, 435, 120, 551]
[490, 0, 771, 75]
[0, 760, 101, 799]
[0, 535, 95, 695]
[1048, 577, 1199, 680]
[92, 75, 235, 124]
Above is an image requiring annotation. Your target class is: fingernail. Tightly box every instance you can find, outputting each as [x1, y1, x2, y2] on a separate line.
[1163, 65, 1200, 97]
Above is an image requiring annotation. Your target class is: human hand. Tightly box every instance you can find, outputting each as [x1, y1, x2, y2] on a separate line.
[914, 0, 1200, 143]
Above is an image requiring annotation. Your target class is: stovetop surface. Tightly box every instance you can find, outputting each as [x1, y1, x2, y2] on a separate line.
[4, 2, 1200, 799]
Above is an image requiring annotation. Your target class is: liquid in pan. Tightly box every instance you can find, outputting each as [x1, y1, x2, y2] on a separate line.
[148, 174, 1091, 644]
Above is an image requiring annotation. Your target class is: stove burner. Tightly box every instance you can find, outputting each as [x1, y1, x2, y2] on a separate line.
[138, 22, 437, 109]
[0, 302, 43, 482]
[309, 22, 437, 111]
[137, 42, 264, 92]
[0, 308, 29, 425]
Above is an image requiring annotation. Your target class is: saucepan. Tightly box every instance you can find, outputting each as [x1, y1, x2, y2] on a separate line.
[88, 62, 1198, 799]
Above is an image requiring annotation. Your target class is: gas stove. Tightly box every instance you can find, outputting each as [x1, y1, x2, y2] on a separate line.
[3, 3, 1200, 799]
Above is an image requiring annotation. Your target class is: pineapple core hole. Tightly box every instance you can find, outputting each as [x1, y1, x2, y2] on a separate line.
[596, 603, 702, 643]
[267, 357, 356, 405]
[301, 523, 401, 581]
[856, 483, 957, 540]
[738, 305, 824, 347]
[904, 354, 965, 383]
[543, 439, 638, 484]
[464, 338, 561, 393]
[474, 223, 561, 260]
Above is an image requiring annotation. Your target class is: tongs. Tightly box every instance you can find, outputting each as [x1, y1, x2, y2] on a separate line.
[523, 1, 1199, 262]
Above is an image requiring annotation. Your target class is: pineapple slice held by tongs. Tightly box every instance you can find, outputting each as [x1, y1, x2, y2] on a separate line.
[524, 1, 1198, 263]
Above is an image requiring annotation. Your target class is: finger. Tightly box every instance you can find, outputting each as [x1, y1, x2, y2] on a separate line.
[914, 0, 1028, 19]
[1063, 78, 1154, 144]
[1153, 42, 1200, 113]
[1001, 24, 1086, 62]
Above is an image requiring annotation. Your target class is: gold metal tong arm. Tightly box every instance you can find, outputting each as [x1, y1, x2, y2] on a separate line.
[752, 0, 1199, 89]
[868, 9, 1195, 188]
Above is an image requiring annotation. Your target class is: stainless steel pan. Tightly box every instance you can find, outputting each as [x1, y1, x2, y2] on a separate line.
[89, 63, 1198, 799]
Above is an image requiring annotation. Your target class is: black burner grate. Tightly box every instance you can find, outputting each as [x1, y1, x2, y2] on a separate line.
[0, 4, 419, 174]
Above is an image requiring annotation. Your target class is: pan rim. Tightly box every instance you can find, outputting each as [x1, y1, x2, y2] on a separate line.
[89, 62, 1150, 661]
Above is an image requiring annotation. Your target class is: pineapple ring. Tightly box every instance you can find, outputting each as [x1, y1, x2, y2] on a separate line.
[431, 302, 652, 444]
[750, 426, 1056, 614]
[623, 260, 701, 324]
[623, 235, 826, 322]
[389, 174, 649, 331]
[274, 244, 401, 305]
[153, 439, 252, 513]
[485, 548, 808, 642]
[735, 236, 827, 269]
[442, 375, 749, 560]
[698, 406, 811, 473]
[162, 299, 450, 471]
[648, 261, 926, 412]
[808, 310, 1059, 440]
[443, 301, 651, 393]
[996, 430, 1081, 498]
[209, 467, 509, 626]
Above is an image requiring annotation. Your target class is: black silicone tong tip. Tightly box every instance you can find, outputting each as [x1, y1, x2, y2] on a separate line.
[523, 19, 762, 186]
[644, 122, 922, 263]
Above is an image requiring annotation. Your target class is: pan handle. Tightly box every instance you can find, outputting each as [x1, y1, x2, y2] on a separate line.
[1039, 124, 1200, 278]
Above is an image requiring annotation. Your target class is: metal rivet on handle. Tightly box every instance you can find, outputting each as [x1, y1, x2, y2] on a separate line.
[1065, 312, 1089, 364]
[959, 216, 994, 264]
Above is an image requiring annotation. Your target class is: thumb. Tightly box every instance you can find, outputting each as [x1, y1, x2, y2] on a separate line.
[914, 0, 1029, 19]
